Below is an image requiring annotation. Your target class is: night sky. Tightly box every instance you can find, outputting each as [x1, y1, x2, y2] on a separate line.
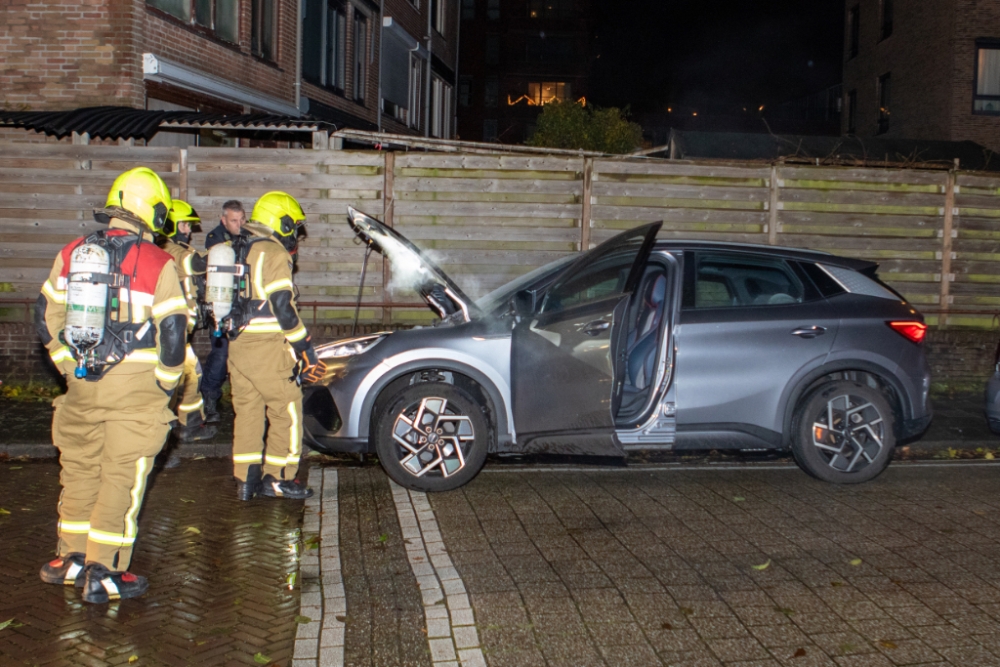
[589, 0, 845, 115]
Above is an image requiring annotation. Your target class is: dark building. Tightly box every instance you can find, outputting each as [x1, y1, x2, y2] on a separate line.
[456, 0, 592, 144]
[841, 0, 1000, 151]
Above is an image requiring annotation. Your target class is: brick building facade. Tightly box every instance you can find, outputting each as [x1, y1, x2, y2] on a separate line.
[842, 0, 1000, 151]
[0, 0, 458, 142]
[456, 0, 592, 144]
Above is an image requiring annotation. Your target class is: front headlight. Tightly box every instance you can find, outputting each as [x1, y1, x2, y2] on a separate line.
[317, 333, 388, 360]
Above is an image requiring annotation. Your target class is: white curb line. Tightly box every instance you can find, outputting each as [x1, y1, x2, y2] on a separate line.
[390, 481, 485, 667]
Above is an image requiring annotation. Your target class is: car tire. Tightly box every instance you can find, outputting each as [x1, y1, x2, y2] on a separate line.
[791, 380, 895, 484]
[374, 383, 490, 492]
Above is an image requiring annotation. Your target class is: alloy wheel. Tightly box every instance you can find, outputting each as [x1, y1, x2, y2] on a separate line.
[391, 396, 476, 478]
[810, 393, 885, 473]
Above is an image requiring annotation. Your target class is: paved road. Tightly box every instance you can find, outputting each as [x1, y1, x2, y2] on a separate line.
[6, 459, 1000, 666]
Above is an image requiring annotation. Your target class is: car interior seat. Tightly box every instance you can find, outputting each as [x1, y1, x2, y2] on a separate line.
[623, 272, 667, 404]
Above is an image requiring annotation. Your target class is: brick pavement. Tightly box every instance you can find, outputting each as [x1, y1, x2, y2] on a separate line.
[0, 459, 303, 667]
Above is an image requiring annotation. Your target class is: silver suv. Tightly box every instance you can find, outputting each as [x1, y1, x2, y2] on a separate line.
[302, 208, 932, 491]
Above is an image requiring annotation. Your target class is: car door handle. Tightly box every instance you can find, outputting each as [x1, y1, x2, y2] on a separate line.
[581, 320, 611, 336]
[791, 326, 827, 339]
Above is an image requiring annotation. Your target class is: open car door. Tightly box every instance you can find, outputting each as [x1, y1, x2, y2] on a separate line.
[510, 222, 661, 455]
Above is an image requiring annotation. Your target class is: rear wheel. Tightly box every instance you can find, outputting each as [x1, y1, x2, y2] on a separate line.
[374, 383, 489, 492]
[791, 380, 895, 484]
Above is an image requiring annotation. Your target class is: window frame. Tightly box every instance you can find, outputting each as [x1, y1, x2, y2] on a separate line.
[147, 0, 239, 44]
[879, 0, 893, 41]
[876, 72, 891, 135]
[251, 0, 277, 61]
[353, 9, 368, 103]
[528, 81, 570, 106]
[408, 56, 423, 130]
[431, 0, 447, 34]
[973, 39, 1000, 115]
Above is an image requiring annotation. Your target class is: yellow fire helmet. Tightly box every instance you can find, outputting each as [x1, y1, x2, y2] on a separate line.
[104, 167, 172, 233]
[250, 191, 306, 237]
[164, 199, 201, 238]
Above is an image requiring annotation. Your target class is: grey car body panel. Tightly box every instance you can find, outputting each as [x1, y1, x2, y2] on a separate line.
[304, 229, 932, 459]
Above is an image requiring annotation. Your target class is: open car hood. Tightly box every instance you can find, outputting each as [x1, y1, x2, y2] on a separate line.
[347, 206, 480, 322]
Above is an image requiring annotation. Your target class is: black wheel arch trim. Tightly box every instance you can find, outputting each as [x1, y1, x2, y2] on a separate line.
[357, 358, 510, 442]
[780, 359, 913, 448]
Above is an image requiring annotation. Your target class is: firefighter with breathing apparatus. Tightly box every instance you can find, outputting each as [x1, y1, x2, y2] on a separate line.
[159, 200, 217, 443]
[35, 167, 188, 603]
[207, 191, 325, 501]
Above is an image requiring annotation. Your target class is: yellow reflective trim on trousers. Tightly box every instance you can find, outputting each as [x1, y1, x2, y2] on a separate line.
[233, 452, 263, 463]
[124, 456, 152, 538]
[179, 398, 204, 412]
[243, 319, 283, 333]
[58, 520, 91, 534]
[264, 278, 294, 296]
[122, 349, 159, 364]
[155, 366, 183, 383]
[285, 324, 307, 343]
[152, 295, 189, 318]
[265, 454, 288, 467]
[42, 280, 67, 304]
[50, 345, 74, 364]
[253, 252, 266, 299]
[288, 401, 301, 463]
[88, 529, 136, 547]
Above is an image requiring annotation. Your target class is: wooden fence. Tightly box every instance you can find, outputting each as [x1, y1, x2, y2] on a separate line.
[1, 144, 998, 327]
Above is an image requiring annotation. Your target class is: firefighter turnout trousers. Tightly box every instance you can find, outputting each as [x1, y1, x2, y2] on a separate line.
[175, 344, 205, 426]
[229, 335, 303, 482]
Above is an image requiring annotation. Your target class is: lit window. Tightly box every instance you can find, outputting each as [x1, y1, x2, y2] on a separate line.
[528, 81, 570, 105]
[975, 41, 1000, 114]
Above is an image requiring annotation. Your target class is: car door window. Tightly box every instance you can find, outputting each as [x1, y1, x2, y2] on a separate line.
[691, 253, 805, 308]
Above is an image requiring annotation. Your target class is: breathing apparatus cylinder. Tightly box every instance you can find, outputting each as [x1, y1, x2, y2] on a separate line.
[65, 243, 110, 378]
[206, 243, 236, 337]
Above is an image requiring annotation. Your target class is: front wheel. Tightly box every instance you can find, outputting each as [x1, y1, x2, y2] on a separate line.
[791, 380, 895, 484]
[374, 383, 490, 492]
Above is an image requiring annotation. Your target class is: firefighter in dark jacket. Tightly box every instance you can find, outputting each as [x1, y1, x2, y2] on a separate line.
[35, 167, 188, 603]
[225, 192, 325, 501]
[160, 200, 216, 442]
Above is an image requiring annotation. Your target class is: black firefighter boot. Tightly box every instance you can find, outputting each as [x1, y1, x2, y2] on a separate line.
[203, 394, 221, 424]
[260, 474, 314, 500]
[172, 414, 218, 443]
[81, 563, 149, 604]
[39, 552, 86, 586]
[237, 464, 263, 501]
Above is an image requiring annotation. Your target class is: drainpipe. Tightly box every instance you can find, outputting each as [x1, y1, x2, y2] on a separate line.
[452, 0, 460, 139]
[425, 0, 432, 137]
[377, 0, 385, 132]
[295, 0, 303, 111]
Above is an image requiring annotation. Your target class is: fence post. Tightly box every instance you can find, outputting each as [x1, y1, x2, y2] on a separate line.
[938, 168, 957, 328]
[580, 157, 594, 251]
[768, 164, 780, 245]
[382, 151, 395, 326]
[178, 148, 188, 201]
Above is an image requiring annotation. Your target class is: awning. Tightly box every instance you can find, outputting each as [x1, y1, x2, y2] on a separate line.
[0, 106, 334, 141]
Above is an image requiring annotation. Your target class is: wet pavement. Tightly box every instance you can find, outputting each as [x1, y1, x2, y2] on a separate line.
[0, 459, 303, 667]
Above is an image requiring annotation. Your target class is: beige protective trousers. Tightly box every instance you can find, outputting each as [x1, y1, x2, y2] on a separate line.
[229, 334, 303, 482]
[52, 370, 173, 570]
[174, 344, 205, 426]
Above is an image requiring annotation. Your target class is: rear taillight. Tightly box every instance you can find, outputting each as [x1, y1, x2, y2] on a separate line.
[887, 321, 927, 344]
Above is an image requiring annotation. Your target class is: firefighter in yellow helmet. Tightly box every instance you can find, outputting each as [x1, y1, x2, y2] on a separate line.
[160, 200, 216, 444]
[224, 191, 325, 501]
[35, 167, 188, 603]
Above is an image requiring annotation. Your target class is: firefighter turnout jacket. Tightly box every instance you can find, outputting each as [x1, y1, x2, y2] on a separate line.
[229, 221, 310, 482]
[36, 216, 188, 571]
[161, 239, 209, 426]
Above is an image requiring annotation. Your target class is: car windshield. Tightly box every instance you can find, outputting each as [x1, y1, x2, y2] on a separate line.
[474, 254, 579, 315]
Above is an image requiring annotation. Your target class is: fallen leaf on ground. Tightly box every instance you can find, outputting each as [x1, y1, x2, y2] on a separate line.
[793, 648, 807, 657]
[128, 656, 138, 664]
[831, 581, 843, 587]
[733, 496, 746, 502]
[253, 652, 271, 665]
[751, 559, 771, 571]
[879, 640, 898, 649]
[295, 616, 312, 624]
[180, 498, 195, 503]
[679, 607, 694, 616]
[776, 607, 795, 616]
[250, 522, 264, 528]
[0, 509, 10, 516]
[974, 510, 987, 516]
[849, 558, 862, 566]
[336, 615, 348, 623]
[661, 622, 673, 629]
[192, 455, 206, 461]
[986, 452, 995, 460]
[839, 643, 857, 654]
[0, 618, 21, 631]
[378, 533, 389, 544]
[184, 526, 201, 535]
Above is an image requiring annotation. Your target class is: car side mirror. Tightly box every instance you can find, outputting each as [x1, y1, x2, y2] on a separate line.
[511, 289, 537, 318]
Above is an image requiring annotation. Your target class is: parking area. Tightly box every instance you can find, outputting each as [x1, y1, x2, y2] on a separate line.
[6, 456, 1000, 666]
